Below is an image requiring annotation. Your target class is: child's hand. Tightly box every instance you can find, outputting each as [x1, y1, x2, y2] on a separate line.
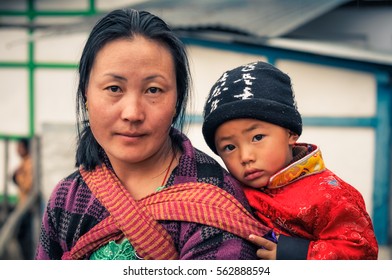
[249, 234, 279, 260]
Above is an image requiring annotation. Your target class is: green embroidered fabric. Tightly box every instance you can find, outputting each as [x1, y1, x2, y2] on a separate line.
[90, 239, 141, 260]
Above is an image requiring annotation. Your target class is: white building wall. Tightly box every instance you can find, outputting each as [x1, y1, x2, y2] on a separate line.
[277, 60, 376, 213]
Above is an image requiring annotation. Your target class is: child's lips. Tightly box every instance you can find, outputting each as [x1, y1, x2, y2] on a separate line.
[244, 169, 264, 181]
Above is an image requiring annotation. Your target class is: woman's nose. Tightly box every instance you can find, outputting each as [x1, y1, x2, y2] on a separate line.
[120, 95, 145, 123]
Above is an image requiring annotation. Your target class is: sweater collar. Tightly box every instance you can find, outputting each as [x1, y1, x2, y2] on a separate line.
[267, 143, 326, 189]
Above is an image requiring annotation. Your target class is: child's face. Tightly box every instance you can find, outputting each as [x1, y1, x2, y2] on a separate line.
[215, 118, 298, 189]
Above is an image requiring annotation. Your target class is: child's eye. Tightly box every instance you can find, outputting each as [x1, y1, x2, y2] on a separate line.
[252, 134, 264, 142]
[223, 144, 236, 152]
[147, 87, 162, 94]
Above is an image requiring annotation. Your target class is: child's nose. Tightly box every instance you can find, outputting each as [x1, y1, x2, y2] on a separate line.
[240, 147, 256, 165]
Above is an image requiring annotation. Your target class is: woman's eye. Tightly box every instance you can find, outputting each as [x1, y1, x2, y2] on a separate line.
[107, 86, 121, 93]
[253, 134, 264, 142]
[147, 87, 161, 94]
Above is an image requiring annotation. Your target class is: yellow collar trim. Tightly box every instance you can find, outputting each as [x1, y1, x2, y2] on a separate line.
[268, 144, 326, 189]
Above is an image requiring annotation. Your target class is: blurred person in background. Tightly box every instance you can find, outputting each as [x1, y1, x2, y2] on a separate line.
[12, 137, 34, 259]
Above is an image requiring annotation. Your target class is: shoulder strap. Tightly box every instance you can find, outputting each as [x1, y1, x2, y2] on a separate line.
[142, 182, 270, 240]
[77, 164, 178, 260]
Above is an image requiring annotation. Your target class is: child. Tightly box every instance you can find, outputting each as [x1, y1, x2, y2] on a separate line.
[202, 61, 378, 260]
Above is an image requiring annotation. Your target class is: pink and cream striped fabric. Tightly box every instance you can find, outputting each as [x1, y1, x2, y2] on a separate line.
[62, 163, 270, 260]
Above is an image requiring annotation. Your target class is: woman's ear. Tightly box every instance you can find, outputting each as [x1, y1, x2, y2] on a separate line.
[288, 130, 299, 144]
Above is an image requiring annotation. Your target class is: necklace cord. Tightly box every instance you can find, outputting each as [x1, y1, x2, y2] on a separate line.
[161, 152, 176, 187]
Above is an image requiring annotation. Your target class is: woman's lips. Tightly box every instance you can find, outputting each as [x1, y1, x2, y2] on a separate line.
[116, 132, 145, 143]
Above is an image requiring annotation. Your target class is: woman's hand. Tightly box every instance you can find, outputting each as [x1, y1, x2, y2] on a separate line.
[249, 234, 279, 260]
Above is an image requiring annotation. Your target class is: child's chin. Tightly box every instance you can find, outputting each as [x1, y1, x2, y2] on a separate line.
[246, 181, 267, 189]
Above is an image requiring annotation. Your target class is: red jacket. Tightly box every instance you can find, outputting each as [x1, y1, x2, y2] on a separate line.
[244, 143, 378, 260]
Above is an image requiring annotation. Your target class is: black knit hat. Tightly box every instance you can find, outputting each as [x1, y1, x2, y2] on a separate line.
[202, 61, 302, 154]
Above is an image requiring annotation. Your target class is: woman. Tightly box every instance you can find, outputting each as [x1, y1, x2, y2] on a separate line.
[35, 8, 271, 260]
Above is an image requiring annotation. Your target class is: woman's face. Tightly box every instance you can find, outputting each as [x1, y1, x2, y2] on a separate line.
[86, 36, 177, 167]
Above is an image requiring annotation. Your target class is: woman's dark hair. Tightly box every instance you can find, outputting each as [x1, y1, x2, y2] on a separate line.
[75, 8, 191, 170]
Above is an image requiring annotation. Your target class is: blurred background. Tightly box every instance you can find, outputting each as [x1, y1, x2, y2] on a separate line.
[0, 0, 391, 259]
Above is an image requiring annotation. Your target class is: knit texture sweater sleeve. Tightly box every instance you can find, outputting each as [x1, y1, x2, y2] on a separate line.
[35, 170, 109, 260]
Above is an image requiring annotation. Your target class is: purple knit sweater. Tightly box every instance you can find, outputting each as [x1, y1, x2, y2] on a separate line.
[35, 131, 258, 260]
